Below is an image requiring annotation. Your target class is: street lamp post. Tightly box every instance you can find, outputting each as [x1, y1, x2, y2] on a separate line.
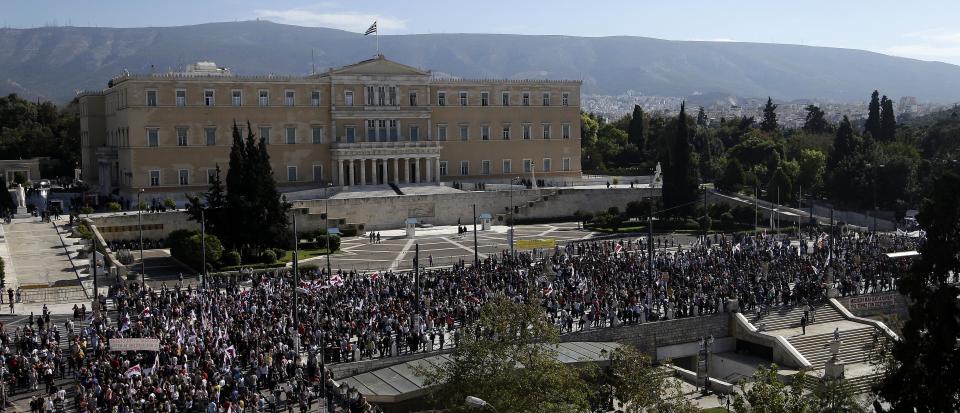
[292, 210, 300, 355]
[509, 177, 519, 258]
[465, 396, 498, 412]
[137, 188, 145, 288]
[473, 203, 479, 267]
[200, 208, 206, 289]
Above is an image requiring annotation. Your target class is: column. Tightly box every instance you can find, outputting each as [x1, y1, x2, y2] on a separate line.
[393, 158, 399, 185]
[359, 158, 366, 186]
[426, 157, 432, 183]
[435, 157, 441, 184]
[380, 159, 388, 184]
[337, 160, 344, 186]
[348, 159, 355, 186]
[413, 158, 420, 183]
[405, 158, 411, 183]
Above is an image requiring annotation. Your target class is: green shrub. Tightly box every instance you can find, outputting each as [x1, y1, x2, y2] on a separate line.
[107, 202, 121, 212]
[720, 212, 735, 227]
[80, 206, 94, 216]
[222, 250, 241, 267]
[340, 227, 358, 237]
[299, 263, 320, 273]
[327, 235, 341, 252]
[261, 249, 277, 264]
[163, 198, 177, 210]
[273, 248, 286, 261]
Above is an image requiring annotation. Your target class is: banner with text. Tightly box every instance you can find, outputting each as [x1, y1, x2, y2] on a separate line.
[110, 338, 161, 352]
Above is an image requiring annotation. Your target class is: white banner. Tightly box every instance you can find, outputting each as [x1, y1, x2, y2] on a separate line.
[110, 338, 161, 352]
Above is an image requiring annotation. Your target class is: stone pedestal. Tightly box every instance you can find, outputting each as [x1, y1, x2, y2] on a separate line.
[725, 298, 740, 313]
[405, 218, 418, 238]
[827, 287, 840, 298]
[824, 340, 845, 378]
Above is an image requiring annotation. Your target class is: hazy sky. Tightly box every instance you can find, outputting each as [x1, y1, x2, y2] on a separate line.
[7, 0, 960, 65]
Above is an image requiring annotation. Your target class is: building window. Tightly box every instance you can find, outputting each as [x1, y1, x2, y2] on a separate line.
[259, 127, 271, 144]
[542, 92, 550, 106]
[543, 158, 552, 172]
[502, 159, 512, 174]
[179, 169, 189, 185]
[562, 123, 571, 139]
[410, 126, 419, 141]
[409, 92, 417, 106]
[286, 127, 296, 144]
[562, 157, 571, 171]
[378, 120, 387, 142]
[522, 124, 531, 140]
[389, 120, 399, 141]
[378, 86, 386, 106]
[366, 86, 375, 106]
[149, 170, 160, 187]
[205, 127, 216, 146]
[146, 90, 157, 107]
[366, 120, 377, 141]
[313, 164, 323, 182]
[523, 159, 533, 173]
[287, 166, 298, 182]
[285, 90, 295, 106]
[502, 126, 511, 140]
[459, 125, 469, 140]
[204, 90, 215, 106]
[175, 90, 186, 107]
[389, 86, 397, 106]
[460, 161, 469, 176]
[232, 90, 242, 106]
[312, 126, 324, 144]
[259, 90, 269, 106]
[481, 160, 491, 175]
[459, 91, 468, 106]
[562, 92, 569, 106]
[311, 90, 321, 106]
[207, 168, 217, 184]
[437, 91, 446, 106]
[481, 92, 489, 106]
[344, 90, 354, 106]
[147, 129, 159, 147]
[345, 126, 355, 142]
[176, 127, 188, 146]
[437, 125, 447, 141]
[439, 161, 448, 176]
[481, 125, 490, 140]
[522, 92, 530, 106]
[542, 123, 551, 139]
[501, 92, 510, 106]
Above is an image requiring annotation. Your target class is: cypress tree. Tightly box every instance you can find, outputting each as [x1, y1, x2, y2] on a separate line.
[696, 106, 707, 127]
[880, 96, 896, 142]
[865, 90, 881, 139]
[828, 116, 855, 171]
[628, 105, 645, 149]
[760, 97, 778, 132]
[663, 102, 698, 217]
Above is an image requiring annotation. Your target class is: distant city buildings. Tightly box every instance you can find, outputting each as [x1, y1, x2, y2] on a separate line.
[583, 93, 947, 128]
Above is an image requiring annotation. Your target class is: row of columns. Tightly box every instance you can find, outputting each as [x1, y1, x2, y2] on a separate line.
[336, 157, 441, 187]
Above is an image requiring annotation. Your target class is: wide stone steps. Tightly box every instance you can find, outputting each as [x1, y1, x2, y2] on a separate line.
[789, 327, 878, 367]
[804, 371, 882, 395]
[749, 303, 844, 331]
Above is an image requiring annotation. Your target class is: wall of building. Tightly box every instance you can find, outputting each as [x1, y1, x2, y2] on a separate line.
[558, 313, 730, 356]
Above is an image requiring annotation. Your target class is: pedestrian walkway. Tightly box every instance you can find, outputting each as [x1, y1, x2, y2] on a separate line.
[0, 219, 79, 288]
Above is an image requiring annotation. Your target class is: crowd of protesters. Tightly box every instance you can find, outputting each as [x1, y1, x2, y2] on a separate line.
[0, 230, 919, 412]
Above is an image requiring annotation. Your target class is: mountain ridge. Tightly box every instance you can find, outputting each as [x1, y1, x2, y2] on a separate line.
[1, 20, 959, 103]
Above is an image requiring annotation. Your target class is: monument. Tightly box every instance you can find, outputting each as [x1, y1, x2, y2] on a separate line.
[11, 183, 30, 218]
[652, 162, 663, 188]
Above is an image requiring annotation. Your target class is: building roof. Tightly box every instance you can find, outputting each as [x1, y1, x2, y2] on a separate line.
[339, 341, 622, 404]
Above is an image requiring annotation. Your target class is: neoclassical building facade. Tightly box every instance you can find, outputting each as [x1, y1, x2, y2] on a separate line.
[78, 55, 582, 202]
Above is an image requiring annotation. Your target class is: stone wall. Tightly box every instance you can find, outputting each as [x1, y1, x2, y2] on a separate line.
[91, 211, 198, 242]
[559, 313, 730, 356]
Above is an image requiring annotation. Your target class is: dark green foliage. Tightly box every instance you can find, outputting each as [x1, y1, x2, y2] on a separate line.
[661, 102, 699, 217]
[765, 166, 793, 204]
[261, 249, 277, 264]
[878, 172, 960, 411]
[696, 106, 707, 127]
[880, 95, 896, 142]
[168, 230, 224, 271]
[802, 104, 830, 134]
[719, 158, 745, 192]
[628, 105, 646, 149]
[0, 94, 80, 178]
[865, 90, 882, 139]
[760, 97, 778, 132]
[221, 250, 241, 267]
[0, 178, 15, 214]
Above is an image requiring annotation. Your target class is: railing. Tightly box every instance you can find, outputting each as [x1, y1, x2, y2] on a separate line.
[331, 140, 440, 149]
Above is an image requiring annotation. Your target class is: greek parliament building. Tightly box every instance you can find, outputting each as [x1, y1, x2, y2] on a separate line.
[77, 55, 582, 203]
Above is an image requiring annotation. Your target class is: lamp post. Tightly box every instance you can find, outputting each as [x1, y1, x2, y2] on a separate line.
[291, 210, 300, 355]
[465, 396, 498, 412]
[325, 197, 332, 277]
[200, 207, 206, 289]
[509, 177, 519, 258]
[473, 203, 479, 267]
[137, 188, 145, 288]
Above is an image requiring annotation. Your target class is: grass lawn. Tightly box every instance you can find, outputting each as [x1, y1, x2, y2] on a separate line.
[279, 248, 332, 263]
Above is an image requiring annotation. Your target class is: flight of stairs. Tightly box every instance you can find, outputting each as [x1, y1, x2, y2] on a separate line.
[749, 303, 845, 331]
[788, 326, 879, 366]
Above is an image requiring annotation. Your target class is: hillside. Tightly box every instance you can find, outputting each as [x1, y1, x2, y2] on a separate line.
[2, 20, 960, 103]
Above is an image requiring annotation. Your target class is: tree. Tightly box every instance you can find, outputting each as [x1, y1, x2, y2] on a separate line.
[719, 157, 745, 193]
[628, 105, 646, 149]
[696, 106, 707, 127]
[802, 104, 830, 134]
[797, 149, 826, 194]
[417, 297, 592, 412]
[828, 116, 859, 171]
[865, 90, 881, 139]
[880, 95, 896, 142]
[662, 102, 698, 217]
[733, 365, 813, 412]
[0, 178, 15, 214]
[607, 347, 698, 413]
[765, 166, 793, 204]
[760, 97, 778, 133]
[812, 378, 865, 413]
[877, 172, 960, 412]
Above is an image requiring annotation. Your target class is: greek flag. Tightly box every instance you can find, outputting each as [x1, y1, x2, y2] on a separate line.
[365, 21, 377, 35]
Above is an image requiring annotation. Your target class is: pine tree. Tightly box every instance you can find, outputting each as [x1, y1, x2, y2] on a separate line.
[696, 106, 707, 127]
[628, 105, 645, 149]
[828, 116, 856, 170]
[802, 104, 829, 133]
[880, 95, 896, 142]
[760, 97, 778, 132]
[662, 102, 698, 217]
[865, 90, 881, 139]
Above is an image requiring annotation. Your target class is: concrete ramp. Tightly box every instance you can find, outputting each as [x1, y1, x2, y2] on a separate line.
[0, 219, 82, 290]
